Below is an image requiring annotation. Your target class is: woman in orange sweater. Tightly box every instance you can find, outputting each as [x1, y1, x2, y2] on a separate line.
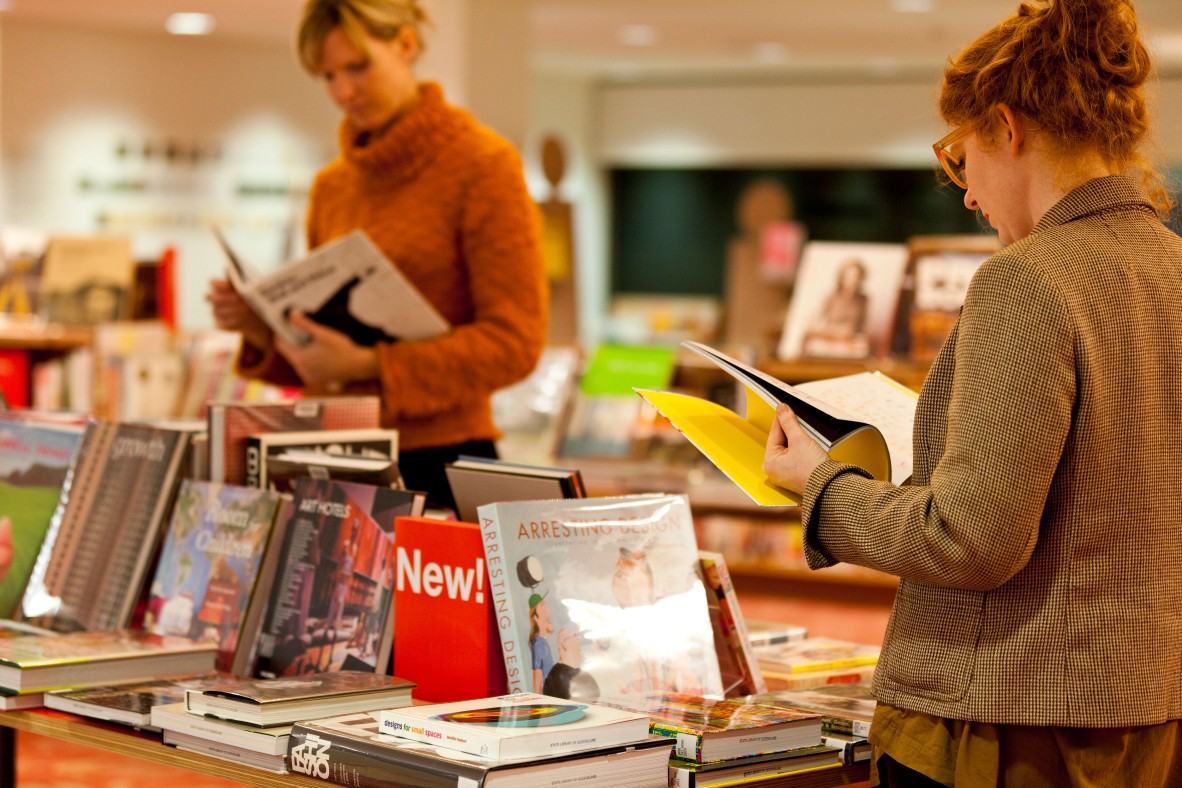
[207, 0, 547, 509]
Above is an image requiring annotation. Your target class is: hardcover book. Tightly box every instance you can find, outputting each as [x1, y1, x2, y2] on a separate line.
[393, 516, 508, 703]
[206, 395, 381, 486]
[253, 479, 408, 678]
[477, 493, 723, 700]
[759, 662, 878, 692]
[444, 456, 585, 524]
[636, 340, 916, 506]
[216, 228, 450, 349]
[668, 745, 842, 787]
[608, 692, 822, 764]
[378, 692, 653, 762]
[753, 638, 880, 674]
[0, 629, 216, 694]
[43, 673, 231, 729]
[143, 480, 285, 673]
[152, 701, 291, 772]
[185, 670, 415, 727]
[264, 449, 405, 495]
[756, 681, 876, 739]
[19, 420, 192, 632]
[244, 427, 399, 489]
[0, 419, 84, 619]
[699, 551, 766, 698]
[289, 710, 672, 788]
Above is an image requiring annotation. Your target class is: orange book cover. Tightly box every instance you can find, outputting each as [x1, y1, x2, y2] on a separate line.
[393, 516, 506, 703]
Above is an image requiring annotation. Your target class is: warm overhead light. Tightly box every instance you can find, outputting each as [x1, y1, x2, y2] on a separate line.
[890, 0, 936, 12]
[166, 12, 216, 36]
[753, 42, 790, 63]
[618, 24, 658, 47]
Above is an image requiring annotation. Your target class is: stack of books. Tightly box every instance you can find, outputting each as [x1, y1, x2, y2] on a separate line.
[286, 692, 671, 786]
[755, 682, 876, 765]
[151, 671, 416, 774]
[754, 637, 880, 690]
[606, 692, 842, 787]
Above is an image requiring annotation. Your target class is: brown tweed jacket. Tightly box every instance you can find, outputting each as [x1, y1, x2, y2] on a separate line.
[801, 175, 1182, 727]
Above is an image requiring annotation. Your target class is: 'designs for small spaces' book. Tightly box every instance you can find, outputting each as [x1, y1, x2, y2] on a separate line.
[143, 480, 285, 673]
[477, 493, 723, 701]
[215, 228, 450, 348]
[636, 340, 916, 506]
[393, 516, 507, 704]
[19, 420, 191, 633]
[379, 692, 653, 762]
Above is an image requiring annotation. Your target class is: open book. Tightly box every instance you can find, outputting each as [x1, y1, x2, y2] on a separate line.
[635, 341, 916, 507]
[215, 228, 450, 347]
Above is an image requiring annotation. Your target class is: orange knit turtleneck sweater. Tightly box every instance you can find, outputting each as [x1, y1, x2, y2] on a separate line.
[238, 82, 548, 451]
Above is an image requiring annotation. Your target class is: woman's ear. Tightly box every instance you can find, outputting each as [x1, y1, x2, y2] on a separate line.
[996, 103, 1025, 154]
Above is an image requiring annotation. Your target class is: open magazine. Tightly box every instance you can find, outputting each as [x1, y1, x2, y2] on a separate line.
[214, 228, 450, 347]
[635, 340, 916, 507]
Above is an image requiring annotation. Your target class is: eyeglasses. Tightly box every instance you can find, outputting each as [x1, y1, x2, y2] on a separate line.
[933, 123, 974, 189]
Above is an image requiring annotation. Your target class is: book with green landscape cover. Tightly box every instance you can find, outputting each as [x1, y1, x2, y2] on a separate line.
[635, 340, 916, 507]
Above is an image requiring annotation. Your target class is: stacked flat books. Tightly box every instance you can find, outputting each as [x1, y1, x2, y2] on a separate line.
[44, 673, 232, 730]
[755, 682, 876, 765]
[755, 637, 880, 691]
[152, 701, 293, 774]
[605, 692, 841, 788]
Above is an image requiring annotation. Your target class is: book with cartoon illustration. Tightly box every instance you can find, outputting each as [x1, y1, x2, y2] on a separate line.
[378, 691, 653, 762]
[476, 493, 723, 701]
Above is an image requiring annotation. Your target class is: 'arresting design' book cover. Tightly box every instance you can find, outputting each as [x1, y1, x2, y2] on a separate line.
[477, 493, 723, 700]
[143, 480, 285, 672]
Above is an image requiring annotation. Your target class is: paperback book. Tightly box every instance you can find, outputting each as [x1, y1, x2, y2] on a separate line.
[477, 493, 723, 699]
[43, 673, 232, 729]
[253, 479, 406, 677]
[19, 420, 192, 632]
[0, 419, 84, 619]
[206, 395, 381, 486]
[216, 228, 450, 349]
[635, 340, 916, 506]
[186, 670, 415, 727]
[378, 692, 653, 762]
[244, 427, 399, 490]
[607, 692, 822, 764]
[0, 629, 216, 694]
[444, 456, 585, 524]
[393, 516, 508, 703]
[143, 480, 285, 672]
[289, 710, 672, 788]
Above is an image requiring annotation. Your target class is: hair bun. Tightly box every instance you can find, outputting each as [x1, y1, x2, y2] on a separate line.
[1042, 0, 1151, 87]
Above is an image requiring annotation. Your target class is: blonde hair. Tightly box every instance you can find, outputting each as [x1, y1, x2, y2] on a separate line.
[939, 0, 1170, 211]
[297, 0, 429, 74]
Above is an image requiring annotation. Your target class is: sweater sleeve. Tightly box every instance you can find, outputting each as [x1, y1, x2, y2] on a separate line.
[801, 252, 1076, 592]
[370, 144, 549, 424]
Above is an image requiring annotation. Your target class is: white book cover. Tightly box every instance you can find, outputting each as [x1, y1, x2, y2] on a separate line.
[378, 692, 652, 762]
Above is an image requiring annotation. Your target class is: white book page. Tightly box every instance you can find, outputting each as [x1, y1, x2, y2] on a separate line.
[796, 372, 916, 483]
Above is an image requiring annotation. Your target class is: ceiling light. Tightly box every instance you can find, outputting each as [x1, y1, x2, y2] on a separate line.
[618, 24, 658, 47]
[166, 12, 216, 36]
[890, 0, 936, 12]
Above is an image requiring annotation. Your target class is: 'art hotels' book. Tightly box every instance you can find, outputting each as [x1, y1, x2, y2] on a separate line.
[477, 493, 723, 701]
[378, 692, 653, 762]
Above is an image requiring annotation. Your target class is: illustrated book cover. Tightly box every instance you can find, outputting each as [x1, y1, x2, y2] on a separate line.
[477, 493, 723, 700]
[444, 456, 585, 524]
[756, 681, 876, 739]
[0, 419, 84, 619]
[143, 479, 285, 673]
[19, 420, 192, 632]
[776, 240, 909, 362]
[378, 691, 653, 762]
[244, 427, 399, 490]
[606, 692, 822, 764]
[636, 340, 916, 506]
[43, 673, 232, 729]
[216, 228, 450, 348]
[699, 551, 766, 698]
[186, 670, 415, 727]
[0, 629, 216, 694]
[289, 710, 672, 788]
[206, 395, 381, 485]
[253, 479, 406, 678]
[393, 515, 508, 704]
[39, 234, 135, 324]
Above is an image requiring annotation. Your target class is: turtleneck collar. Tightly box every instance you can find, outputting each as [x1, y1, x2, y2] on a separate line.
[337, 82, 465, 185]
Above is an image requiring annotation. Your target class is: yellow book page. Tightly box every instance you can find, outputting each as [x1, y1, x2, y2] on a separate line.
[636, 389, 799, 507]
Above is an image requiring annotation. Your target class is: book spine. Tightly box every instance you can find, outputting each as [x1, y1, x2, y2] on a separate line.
[650, 728, 704, 763]
[477, 505, 529, 695]
[288, 723, 478, 787]
[244, 435, 264, 488]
